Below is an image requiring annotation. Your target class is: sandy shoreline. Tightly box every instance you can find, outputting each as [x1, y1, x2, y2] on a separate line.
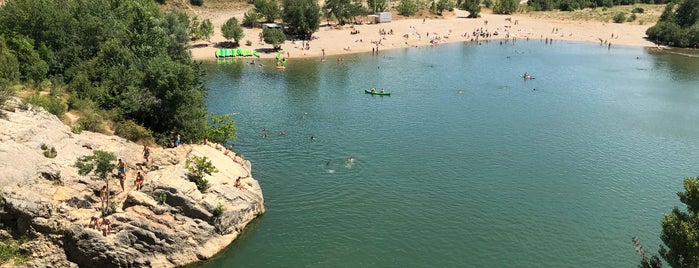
[190, 9, 657, 61]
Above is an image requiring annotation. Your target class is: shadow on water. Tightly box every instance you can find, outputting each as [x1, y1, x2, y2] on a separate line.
[647, 48, 699, 82]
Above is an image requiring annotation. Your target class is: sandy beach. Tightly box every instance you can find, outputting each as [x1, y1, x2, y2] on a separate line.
[189, 9, 656, 61]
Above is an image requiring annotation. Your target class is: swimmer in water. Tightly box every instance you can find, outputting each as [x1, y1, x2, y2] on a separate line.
[348, 156, 355, 163]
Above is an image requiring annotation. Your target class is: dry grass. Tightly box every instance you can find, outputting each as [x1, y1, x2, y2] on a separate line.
[519, 4, 664, 24]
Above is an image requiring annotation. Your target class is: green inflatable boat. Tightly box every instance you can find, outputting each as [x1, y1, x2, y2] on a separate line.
[365, 89, 391, 96]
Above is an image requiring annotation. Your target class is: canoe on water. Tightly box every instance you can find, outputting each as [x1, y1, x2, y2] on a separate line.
[365, 89, 391, 96]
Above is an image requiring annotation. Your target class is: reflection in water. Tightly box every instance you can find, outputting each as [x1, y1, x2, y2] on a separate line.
[647, 47, 699, 82]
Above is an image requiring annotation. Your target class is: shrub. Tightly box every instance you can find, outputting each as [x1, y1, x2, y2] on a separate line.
[212, 203, 226, 217]
[628, 13, 637, 22]
[154, 192, 167, 205]
[396, 0, 418, 15]
[246, 40, 253, 46]
[242, 11, 261, 28]
[613, 12, 626, 23]
[185, 156, 218, 192]
[190, 0, 204, 6]
[42, 144, 57, 158]
[115, 120, 153, 143]
[76, 112, 103, 132]
[631, 7, 644, 13]
[26, 94, 66, 118]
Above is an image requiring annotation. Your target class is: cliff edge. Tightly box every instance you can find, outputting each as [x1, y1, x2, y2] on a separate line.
[0, 100, 265, 267]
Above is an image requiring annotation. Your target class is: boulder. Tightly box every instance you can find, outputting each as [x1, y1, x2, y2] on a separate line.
[0, 106, 265, 267]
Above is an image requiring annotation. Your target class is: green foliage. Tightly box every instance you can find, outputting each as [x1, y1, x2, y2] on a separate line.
[115, 120, 153, 143]
[483, 0, 494, 8]
[368, 0, 388, 12]
[212, 203, 226, 217]
[0, 239, 28, 265]
[26, 94, 66, 118]
[493, 0, 519, 14]
[460, 0, 481, 18]
[0, 0, 208, 140]
[637, 177, 699, 268]
[632, 6, 645, 13]
[613, 12, 627, 22]
[255, 0, 282, 23]
[221, 17, 245, 44]
[436, 0, 456, 14]
[262, 28, 287, 50]
[185, 14, 214, 42]
[246, 40, 253, 46]
[41, 144, 57, 158]
[283, 0, 321, 37]
[646, 0, 699, 47]
[629, 13, 637, 21]
[75, 150, 116, 180]
[190, 0, 204, 6]
[324, 0, 368, 24]
[185, 155, 217, 192]
[76, 111, 103, 133]
[243, 10, 262, 27]
[397, 0, 419, 15]
[0, 36, 20, 86]
[154, 192, 167, 205]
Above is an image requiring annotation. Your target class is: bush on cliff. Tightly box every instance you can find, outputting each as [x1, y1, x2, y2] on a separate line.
[185, 156, 218, 192]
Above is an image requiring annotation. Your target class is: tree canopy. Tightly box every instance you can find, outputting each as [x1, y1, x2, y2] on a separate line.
[646, 0, 699, 47]
[637, 177, 699, 268]
[262, 27, 287, 50]
[324, 0, 368, 25]
[221, 17, 245, 44]
[460, 0, 481, 17]
[283, 0, 321, 37]
[396, 0, 419, 15]
[255, 0, 282, 23]
[0, 0, 210, 142]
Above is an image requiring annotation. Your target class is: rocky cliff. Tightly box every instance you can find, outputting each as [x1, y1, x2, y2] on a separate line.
[0, 100, 265, 267]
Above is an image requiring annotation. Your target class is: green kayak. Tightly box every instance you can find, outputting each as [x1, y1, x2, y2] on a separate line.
[365, 89, 391, 96]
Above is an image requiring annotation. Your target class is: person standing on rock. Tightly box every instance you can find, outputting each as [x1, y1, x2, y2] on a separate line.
[118, 159, 126, 175]
[100, 186, 107, 209]
[135, 172, 144, 191]
[143, 145, 150, 163]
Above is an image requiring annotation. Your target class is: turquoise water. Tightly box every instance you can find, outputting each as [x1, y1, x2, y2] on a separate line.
[197, 41, 699, 267]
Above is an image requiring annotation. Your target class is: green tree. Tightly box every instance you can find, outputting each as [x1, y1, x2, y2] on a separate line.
[0, 36, 20, 85]
[437, 0, 456, 14]
[368, 0, 388, 12]
[255, 0, 282, 23]
[646, 0, 699, 47]
[205, 113, 238, 144]
[460, 0, 481, 18]
[324, 0, 368, 25]
[199, 19, 214, 41]
[283, 0, 321, 37]
[263, 27, 287, 50]
[185, 155, 218, 192]
[637, 177, 699, 268]
[221, 17, 245, 45]
[243, 10, 262, 27]
[492, 0, 519, 14]
[396, 0, 419, 15]
[75, 150, 116, 215]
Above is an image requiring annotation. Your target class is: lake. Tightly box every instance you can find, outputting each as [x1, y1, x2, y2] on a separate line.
[196, 40, 699, 267]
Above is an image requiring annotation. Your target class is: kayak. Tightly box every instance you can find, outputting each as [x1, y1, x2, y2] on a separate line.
[365, 89, 391, 96]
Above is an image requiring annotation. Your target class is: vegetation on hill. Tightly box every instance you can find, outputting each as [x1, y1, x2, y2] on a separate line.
[0, 0, 229, 144]
[646, 0, 699, 47]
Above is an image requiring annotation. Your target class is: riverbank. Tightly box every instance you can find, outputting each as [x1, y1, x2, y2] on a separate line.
[190, 9, 658, 61]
